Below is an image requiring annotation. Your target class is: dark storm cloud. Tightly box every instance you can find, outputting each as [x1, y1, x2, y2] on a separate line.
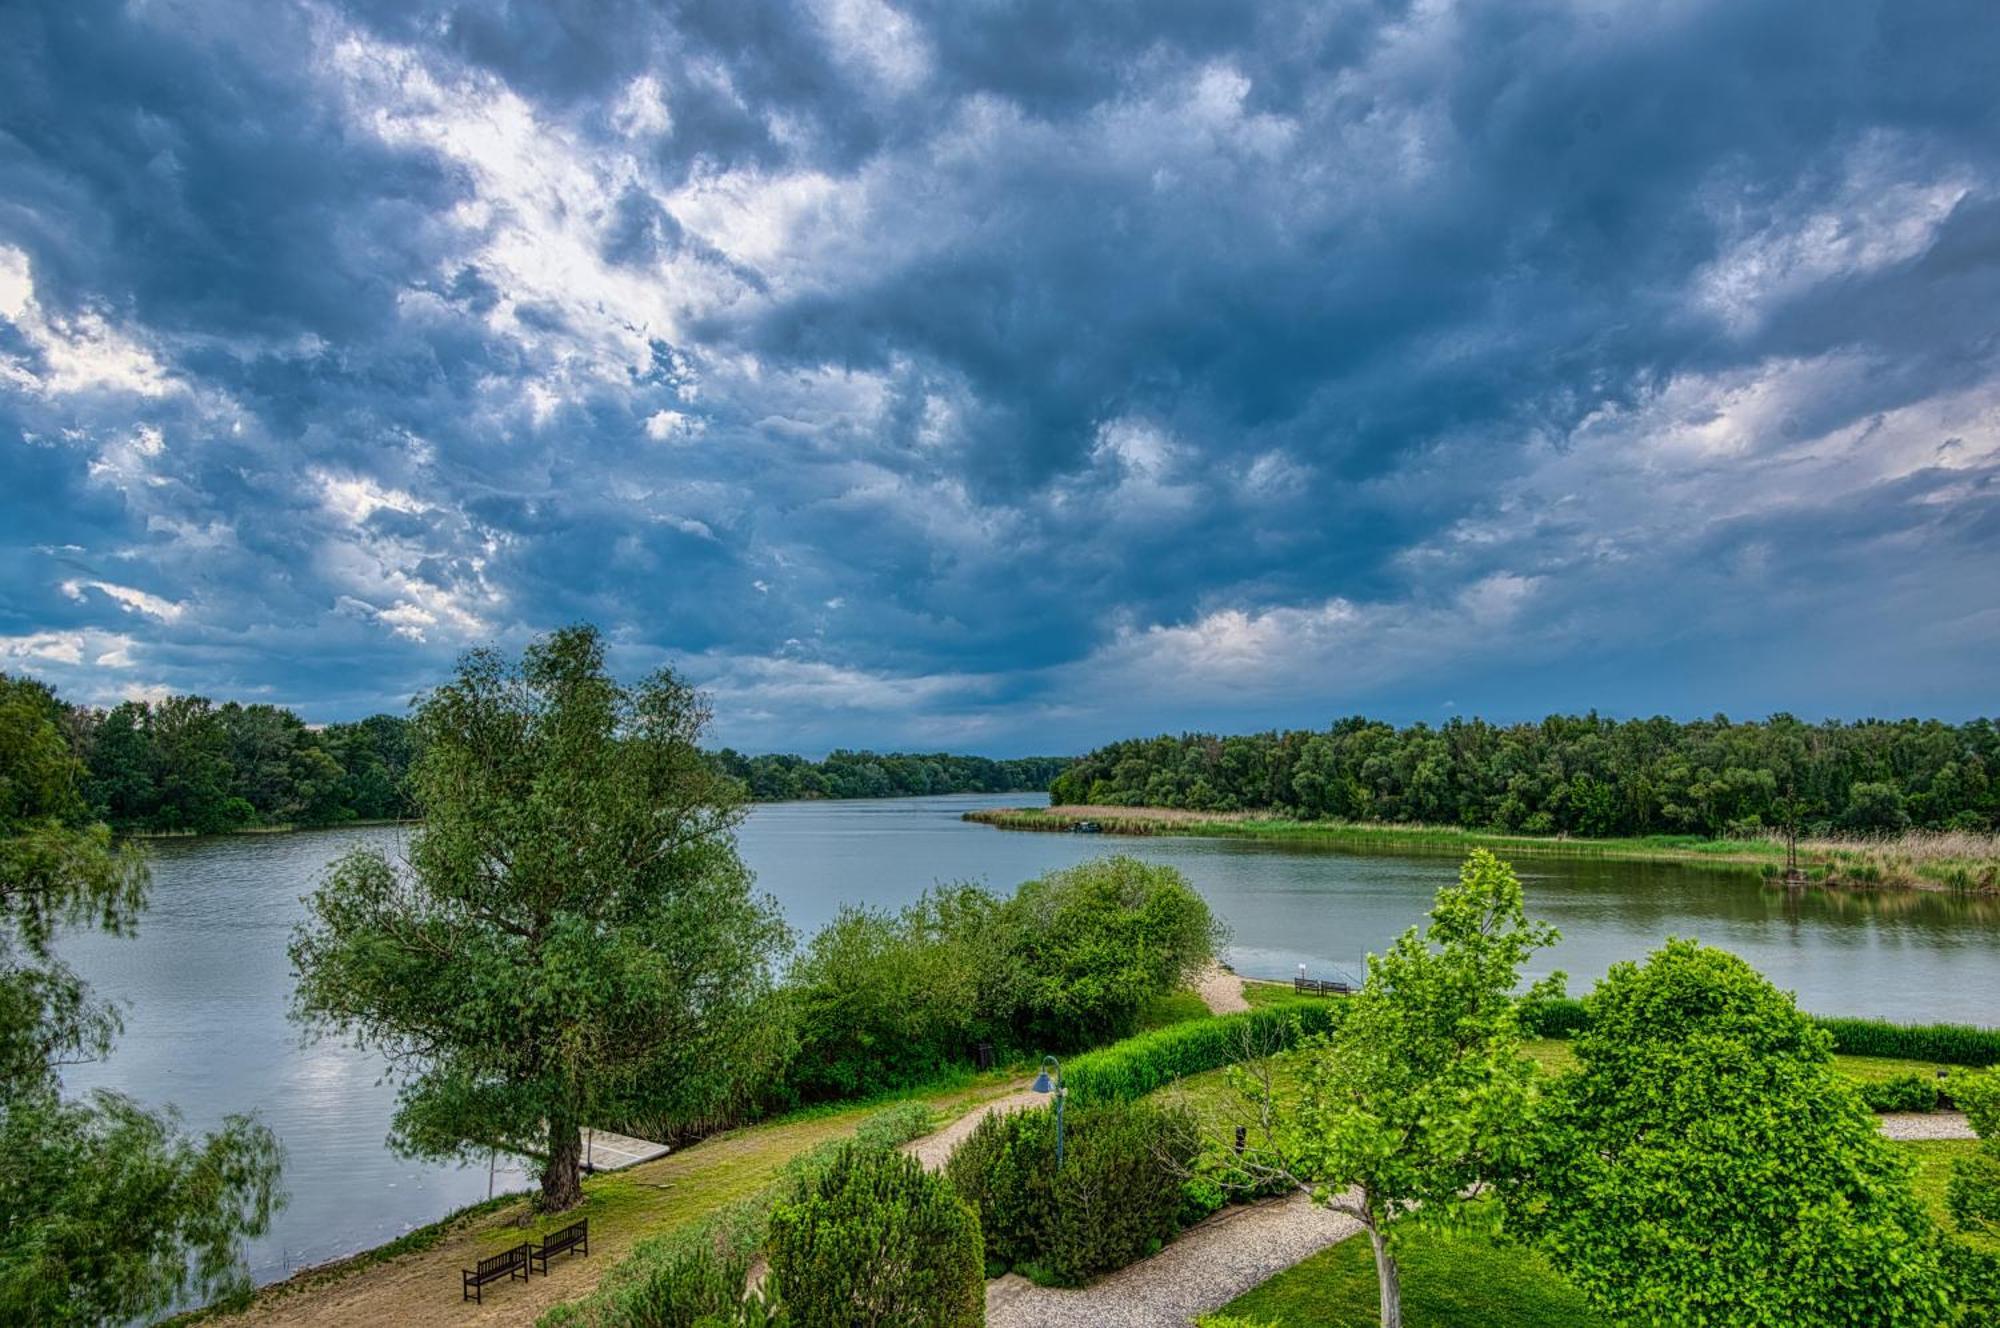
[2, 0, 1998, 750]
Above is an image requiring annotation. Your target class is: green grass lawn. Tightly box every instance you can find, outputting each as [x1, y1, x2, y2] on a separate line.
[1209, 1219, 1603, 1328]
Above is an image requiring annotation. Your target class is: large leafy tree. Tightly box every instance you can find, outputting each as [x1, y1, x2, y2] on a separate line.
[1246, 849, 1558, 1328]
[291, 626, 789, 1209]
[0, 673, 283, 1323]
[1509, 939, 1951, 1325]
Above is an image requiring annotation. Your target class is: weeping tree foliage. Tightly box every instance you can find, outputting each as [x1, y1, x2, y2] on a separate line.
[1236, 849, 1559, 1328]
[0, 673, 282, 1323]
[1508, 940, 1952, 1326]
[290, 626, 790, 1210]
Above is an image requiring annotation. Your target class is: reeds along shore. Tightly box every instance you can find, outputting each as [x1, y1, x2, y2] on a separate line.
[963, 806, 2000, 892]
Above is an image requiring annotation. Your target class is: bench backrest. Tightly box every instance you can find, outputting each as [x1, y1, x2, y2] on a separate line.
[477, 1245, 526, 1276]
[547, 1220, 586, 1246]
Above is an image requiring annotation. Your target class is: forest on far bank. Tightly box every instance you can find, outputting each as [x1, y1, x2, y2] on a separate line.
[1, 673, 1066, 835]
[1052, 714, 2000, 838]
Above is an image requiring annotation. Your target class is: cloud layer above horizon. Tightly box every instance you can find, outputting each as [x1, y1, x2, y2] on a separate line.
[3, 0, 1998, 753]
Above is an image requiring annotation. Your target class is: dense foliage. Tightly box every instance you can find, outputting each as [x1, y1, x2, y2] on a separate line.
[0, 673, 283, 1323]
[290, 627, 790, 1209]
[1509, 940, 1952, 1326]
[712, 748, 1065, 801]
[784, 858, 1221, 1101]
[946, 1100, 1200, 1285]
[1052, 714, 2000, 835]
[768, 1142, 984, 1326]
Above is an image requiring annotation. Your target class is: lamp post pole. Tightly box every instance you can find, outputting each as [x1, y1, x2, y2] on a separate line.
[1033, 1055, 1066, 1166]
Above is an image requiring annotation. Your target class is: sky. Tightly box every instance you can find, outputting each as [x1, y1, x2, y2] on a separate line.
[2, 0, 1997, 755]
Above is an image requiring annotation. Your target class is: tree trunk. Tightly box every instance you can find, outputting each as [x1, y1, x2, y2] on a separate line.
[1367, 1218, 1402, 1328]
[540, 1115, 584, 1211]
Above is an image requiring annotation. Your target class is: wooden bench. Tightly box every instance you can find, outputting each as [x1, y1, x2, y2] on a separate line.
[529, 1218, 589, 1275]
[1293, 976, 1352, 996]
[462, 1242, 531, 1302]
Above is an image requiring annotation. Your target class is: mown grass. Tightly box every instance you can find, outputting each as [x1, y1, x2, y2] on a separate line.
[967, 807, 2000, 890]
[1207, 1214, 1604, 1328]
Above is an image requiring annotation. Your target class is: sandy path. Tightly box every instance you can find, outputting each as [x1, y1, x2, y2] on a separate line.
[905, 1088, 1042, 1170]
[986, 1191, 1360, 1327]
[1196, 964, 1249, 1014]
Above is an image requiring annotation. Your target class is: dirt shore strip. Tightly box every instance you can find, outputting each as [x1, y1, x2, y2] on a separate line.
[1196, 964, 1250, 1014]
[986, 1191, 1361, 1328]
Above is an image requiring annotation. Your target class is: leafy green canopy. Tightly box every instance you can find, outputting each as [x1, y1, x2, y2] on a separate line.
[1511, 939, 1952, 1326]
[0, 674, 282, 1324]
[1050, 713, 2000, 835]
[290, 626, 790, 1208]
[783, 856, 1222, 1099]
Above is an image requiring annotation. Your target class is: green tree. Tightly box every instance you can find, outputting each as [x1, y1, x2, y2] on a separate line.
[1248, 849, 1557, 1328]
[1949, 1066, 2000, 1238]
[290, 626, 789, 1210]
[0, 674, 282, 1323]
[1510, 939, 1951, 1326]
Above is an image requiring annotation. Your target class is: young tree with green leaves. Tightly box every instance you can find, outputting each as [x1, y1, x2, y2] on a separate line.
[290, 626, 790, 1210]
[1509, 939, 1951, 1326]
[1242, 849, 1559, 1328]
[0, 673, 282, 1323]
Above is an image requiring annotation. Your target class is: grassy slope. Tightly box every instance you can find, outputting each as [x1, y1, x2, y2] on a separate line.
[968, 806, 2000, 890]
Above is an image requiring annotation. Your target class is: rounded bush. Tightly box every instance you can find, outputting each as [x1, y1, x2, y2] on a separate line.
[767, 1142, 983, 1328]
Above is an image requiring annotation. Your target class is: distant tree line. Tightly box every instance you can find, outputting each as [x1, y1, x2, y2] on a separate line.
[709, 748, 1070, 802]
[1050, 714, 2000, 837]
[5, 676, 1067, 835]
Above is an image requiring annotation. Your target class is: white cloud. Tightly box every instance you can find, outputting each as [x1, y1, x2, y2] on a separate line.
[0, 246, 177, 398]
[59, 578, 187, 623]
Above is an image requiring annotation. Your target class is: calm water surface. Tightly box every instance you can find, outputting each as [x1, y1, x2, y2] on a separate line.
[57, 792, 2000, 1288]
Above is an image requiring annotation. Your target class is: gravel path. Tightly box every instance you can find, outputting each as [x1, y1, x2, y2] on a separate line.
[986, 1191, 1359, 1328]
[1878, 1111, 1976, 1140]
[904, 1087, 1042, 1170]
[1196, 964, 1249, 1015]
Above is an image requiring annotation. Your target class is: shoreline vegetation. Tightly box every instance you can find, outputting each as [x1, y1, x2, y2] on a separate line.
[965, 805, 2000, 891]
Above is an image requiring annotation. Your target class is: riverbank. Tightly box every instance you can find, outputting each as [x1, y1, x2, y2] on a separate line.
[964, 806, 2000, 891]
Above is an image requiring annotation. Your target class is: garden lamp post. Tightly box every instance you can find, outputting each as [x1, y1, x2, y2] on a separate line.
[1032, 1054, 1066, 1166]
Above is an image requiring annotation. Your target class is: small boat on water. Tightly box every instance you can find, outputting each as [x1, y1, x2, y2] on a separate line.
[1073, 820, 1102, 834]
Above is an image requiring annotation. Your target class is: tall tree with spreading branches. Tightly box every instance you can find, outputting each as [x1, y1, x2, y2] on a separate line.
[0, 674, 282, 1323]
[1227, 849, 1559, 1327]
[291, 626, 789, 1209]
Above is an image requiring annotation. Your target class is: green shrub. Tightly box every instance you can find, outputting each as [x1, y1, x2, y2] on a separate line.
[1519, 994, 1588, 1038]
[543, 1104, 938, 1328]
[1063, 1003, 1342, 1105]
[537, 1228, 748, 1328]
[768, 1143, 983, 1328]
[1857, 1073, 1942, 1113]
[995, 856, 1224, 1049]
[946, 1100, 1201, 1285]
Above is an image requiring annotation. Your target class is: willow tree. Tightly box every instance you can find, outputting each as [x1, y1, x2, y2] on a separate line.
[291, 627, 788, 1209]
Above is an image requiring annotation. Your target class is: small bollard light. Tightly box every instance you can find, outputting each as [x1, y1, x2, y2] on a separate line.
[1234, 1125, 1247, 1155]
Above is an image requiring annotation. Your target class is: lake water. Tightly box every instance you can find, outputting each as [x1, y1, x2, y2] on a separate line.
[57, 792, 2000, 1289]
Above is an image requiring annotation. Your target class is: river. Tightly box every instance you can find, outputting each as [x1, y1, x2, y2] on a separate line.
[55, 792, 2000, 1289]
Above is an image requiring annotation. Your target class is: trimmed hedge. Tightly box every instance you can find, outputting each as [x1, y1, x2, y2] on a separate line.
[769, 1143, 983, 1327]
[1062, 1002, 1344, 1105]
[1813, 1017, 2000, 1068]
[1521, 998, 2000, 1069]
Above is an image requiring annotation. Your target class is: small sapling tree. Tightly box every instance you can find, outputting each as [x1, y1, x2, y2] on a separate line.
[1232, 849, 1558, 1328]
[291, 627, 788, 1209]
